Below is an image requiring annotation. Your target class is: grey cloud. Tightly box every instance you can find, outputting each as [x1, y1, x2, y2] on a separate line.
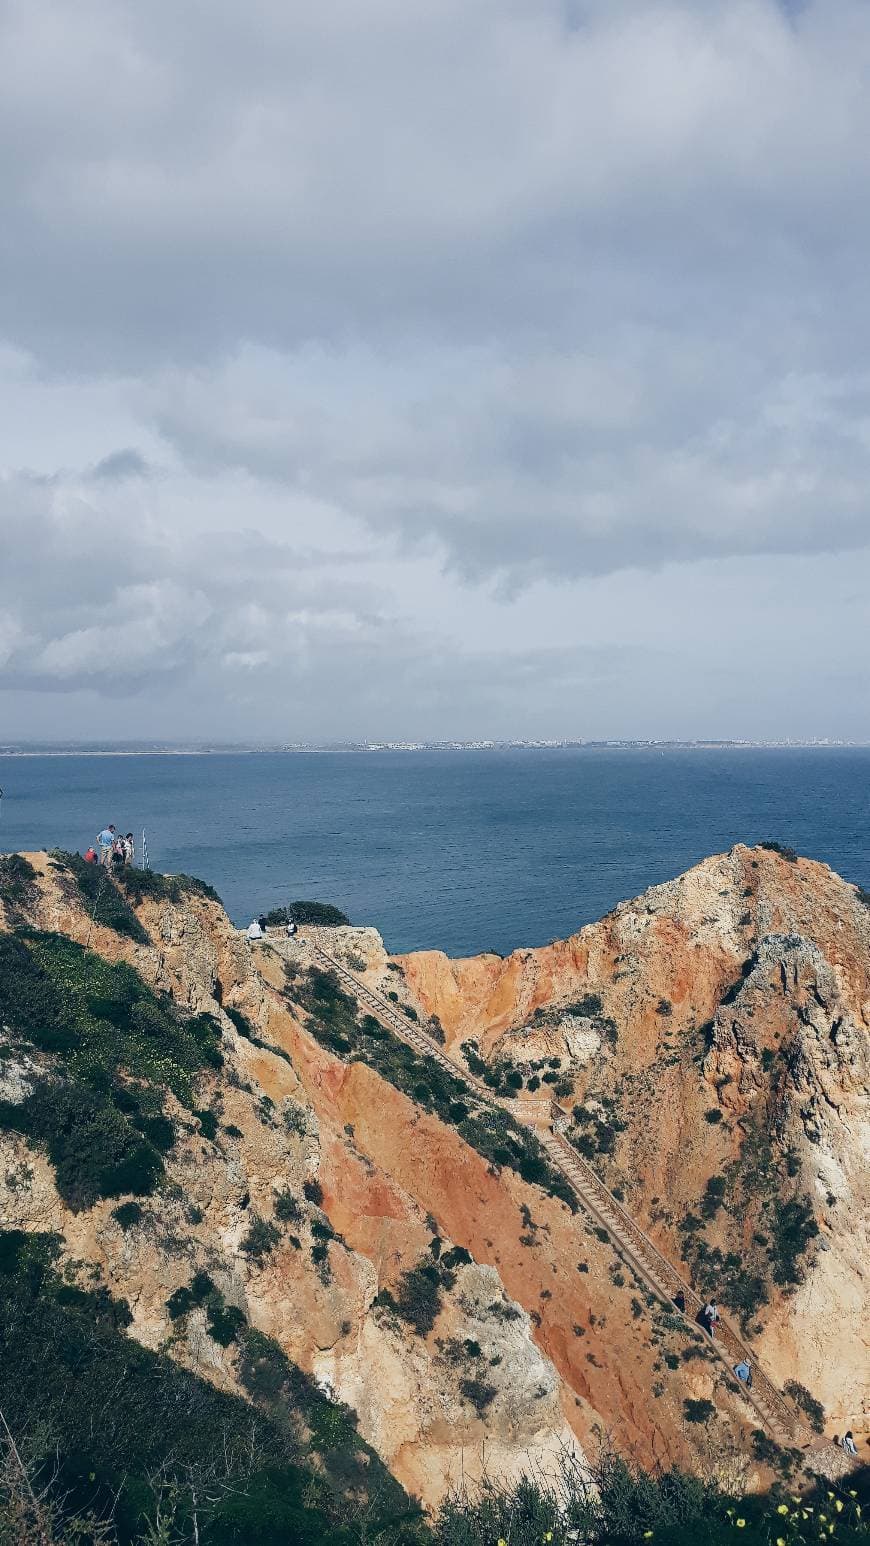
[90, 448, 151, 482]
[2, 0, 870, 735]
[147, 343, 870, 584]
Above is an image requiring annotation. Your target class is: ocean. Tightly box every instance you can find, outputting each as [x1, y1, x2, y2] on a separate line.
[0, 748, 867, 957]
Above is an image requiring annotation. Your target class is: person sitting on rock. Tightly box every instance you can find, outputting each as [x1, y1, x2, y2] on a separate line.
[733, 1360, 752, 1388]
[246, 918, 264, 941]
[842, 1431, 858, 1456]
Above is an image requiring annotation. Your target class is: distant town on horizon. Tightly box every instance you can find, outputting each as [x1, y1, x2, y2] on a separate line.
[0, 737, 867, 757]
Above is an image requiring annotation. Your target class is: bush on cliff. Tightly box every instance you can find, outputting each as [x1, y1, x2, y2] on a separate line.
[0, 1229, 419, 1545]
[0, 930, 224, 1207]
[264, 900, 350, 927]
[119, 865, 222, 906]
[434, 1451, 870, 1546]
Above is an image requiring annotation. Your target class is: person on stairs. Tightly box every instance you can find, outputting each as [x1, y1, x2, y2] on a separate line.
[733, 1360, 752, 1388]
[700, 1301, 720, 1336]
[842, 1432, 858, 1456]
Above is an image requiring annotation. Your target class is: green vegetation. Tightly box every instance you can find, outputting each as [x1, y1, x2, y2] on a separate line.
[224, 1004, 255, 1038]
[263, 901, 350, 927]
[119, 865, 222, 905]
[683, 1398, 716, 1424]
[0, 930, 224, 1208]
[0, 1229, 417, 1545]
[679, 1106, 820, 1327]
[759, 841, 799, 863]
[379, 1263, 444, 1336]
[289, 967, 576, 1210]
[0, 852, 37, 914]
[274, 1188, 302, 1222]
[241, 1215, 281, 1261]
[49, 850, 150, 941]
[434, 1451, 870, 1546]
[569, 1102, 626, 1162]
[784, 1379, 826, 1435]
[112, 1200, 144, 1229]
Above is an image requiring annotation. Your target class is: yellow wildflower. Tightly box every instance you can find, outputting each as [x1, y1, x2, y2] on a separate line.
[778, 1504, 789, 1514]
[835, 1501, 843, 1513]
[777, 1537, 786, 1545]
[736, 1521, 746, 1530]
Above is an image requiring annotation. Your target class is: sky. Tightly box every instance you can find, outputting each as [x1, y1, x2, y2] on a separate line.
[1, 0, 869, 743]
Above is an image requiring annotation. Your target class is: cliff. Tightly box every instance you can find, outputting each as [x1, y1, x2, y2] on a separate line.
[0, 842, 866, 1520]
[397, 844, 870, 1442]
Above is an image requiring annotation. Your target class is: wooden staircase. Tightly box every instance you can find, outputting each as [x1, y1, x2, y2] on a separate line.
[305, 939, 816, 1448]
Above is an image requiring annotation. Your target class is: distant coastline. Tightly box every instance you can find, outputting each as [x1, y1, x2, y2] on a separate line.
[0, 738, 866, 757]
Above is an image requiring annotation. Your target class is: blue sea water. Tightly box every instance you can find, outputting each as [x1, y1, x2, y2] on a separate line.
[0, 748, 867, 956]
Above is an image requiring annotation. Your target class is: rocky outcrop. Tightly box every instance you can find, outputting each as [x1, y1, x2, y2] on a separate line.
[398, 846, 870, 1443]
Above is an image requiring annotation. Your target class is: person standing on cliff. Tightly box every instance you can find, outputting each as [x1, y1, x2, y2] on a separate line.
[96, 825, 116, 865]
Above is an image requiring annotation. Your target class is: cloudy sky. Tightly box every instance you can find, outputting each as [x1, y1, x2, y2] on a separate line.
[1, 0, 868, 742]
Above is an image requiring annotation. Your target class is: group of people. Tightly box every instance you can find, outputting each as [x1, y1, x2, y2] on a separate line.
[84, 824, 135, 870]
[246, 914, 296, 941]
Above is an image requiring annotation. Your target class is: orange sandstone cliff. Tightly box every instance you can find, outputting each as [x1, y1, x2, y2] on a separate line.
[0, 844, 866, 1505]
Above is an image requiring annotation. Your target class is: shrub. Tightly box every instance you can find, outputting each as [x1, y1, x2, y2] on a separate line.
[263, 900, 350, 927]
[564, 993, 603, 1017]
[0, 1080, 165, 1210]
[784, 1379, 825, 1433]
[770, 1197, 819, 1286]
[207, 1298, 247, 1347]
[241, 1216, 281, 1262]
[118, 866, 222, 906]
[303, 1179, 324, 1206]
[683, 1398, 716, 1424]
[459, 1377, 497, 1414]
[0, 852, 37, 911]
[111, 1200, 144, 1229]
[759, 840, 799, 862]
[274, 1189, 302, 1222]
[656, 998, 672, 1016]
[387, 1264, 445, 1336]
[0, 1241, 411, 1541]
[195, 1107, 219, 1141]
[704, 1108, 723, 1124]
[225, 1005, 256, 1039]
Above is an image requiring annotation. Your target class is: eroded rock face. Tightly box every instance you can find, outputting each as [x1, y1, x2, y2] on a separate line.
[398, 846, 870, 1438]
